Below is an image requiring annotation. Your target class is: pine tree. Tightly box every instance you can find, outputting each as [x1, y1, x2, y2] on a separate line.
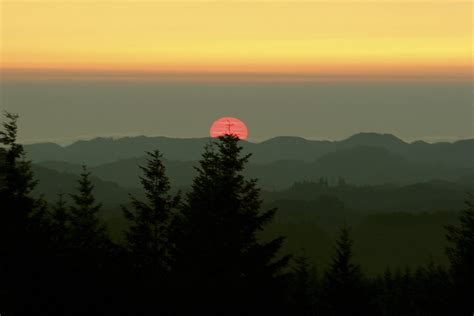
[375, 268, 394, 315]
[0, 111, 52, 314]
[0, 111, 52, 252]
[290, 255, 318, 316]
[172, 134, 289, 313]
[51, 193, 70, 249]
[0, 112, 42, 250]
[123, 150, 179, 272]
[65, 166, 113, 315]
[413, 259, 451, 315]
[321, 224, 369, 316]
[121, 150, 180, 314]
[445, 193, 474, 313]
[69, 166, 108, 250]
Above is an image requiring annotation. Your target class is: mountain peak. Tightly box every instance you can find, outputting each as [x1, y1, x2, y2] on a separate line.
[343, 132, 406, 146]
[261, 136, 309, 144]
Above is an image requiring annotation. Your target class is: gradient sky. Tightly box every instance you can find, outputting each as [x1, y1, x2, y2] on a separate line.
[2, 1, 472, 80]
[0, 1, 472, 143]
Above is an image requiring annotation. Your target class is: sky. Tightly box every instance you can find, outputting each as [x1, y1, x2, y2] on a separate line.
[0, 1, 473, 143]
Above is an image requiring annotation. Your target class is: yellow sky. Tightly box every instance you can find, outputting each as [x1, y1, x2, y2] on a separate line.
[1, 1, 472, 80]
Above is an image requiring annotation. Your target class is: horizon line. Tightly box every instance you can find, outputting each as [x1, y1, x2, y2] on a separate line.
[2, 64, 472, 83]
[21, 132, 473, 147]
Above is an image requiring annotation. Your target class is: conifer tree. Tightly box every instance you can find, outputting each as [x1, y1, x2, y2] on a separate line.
[321, 224, 369, 315]
[0, 111, 51, 314]
[445, 193, 474, 313]
[376, 268, 395, 315]
[0, 111, 51, 250]
[122, 150, 180, 314]
[0, 112, 41, 249]
[65, 166, 112, 315]
[51, 193, 70, 249]
[69, 166, 108, 250]
[413, 259, 451, 315]
[290, 255, 318, 316]
[172, 134, 289, 313]
[123, 150, 179, 272]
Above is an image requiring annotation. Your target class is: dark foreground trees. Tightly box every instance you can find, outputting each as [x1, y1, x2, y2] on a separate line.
[123, 150, 179, 273]
[69, 166, 109, 251]
[171, 135, 290, 314]
[446, 194, 474, 314]
[0, 112, 116, 315]
[122, 150, 180, 312]
[65, 166, 117, 315]
[0, 112, 50, 256]
[0, 112, 52, 314]
[320, 224, 372, 315]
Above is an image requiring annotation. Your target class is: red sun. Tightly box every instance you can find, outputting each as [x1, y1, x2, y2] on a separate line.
[210, 117, 248, 140]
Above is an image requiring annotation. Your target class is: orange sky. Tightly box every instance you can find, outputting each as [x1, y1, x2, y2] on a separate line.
[1, 1, 472, 81]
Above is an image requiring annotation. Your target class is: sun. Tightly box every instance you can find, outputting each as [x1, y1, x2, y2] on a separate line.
[210, 117, 248, 140]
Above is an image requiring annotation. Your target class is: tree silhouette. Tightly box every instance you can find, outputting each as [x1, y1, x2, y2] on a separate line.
[414, 259, 452, 315]
[50, 193, 70, 249]
[65, 166, 115, 315]
[445, 193, 474, 314]
[0, 112, 44, 250]
[321, 223, 370, 315]
[0, 111, 52, 314]
[69, 165, 108, 250]
[122, 150, 180, 313]
[290, 255, 318, 316]
[123, 150, 179, 272]
[172, 134, 290, 313]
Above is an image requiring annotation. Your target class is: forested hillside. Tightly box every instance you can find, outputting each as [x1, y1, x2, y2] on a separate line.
[2, 113, 473, 315]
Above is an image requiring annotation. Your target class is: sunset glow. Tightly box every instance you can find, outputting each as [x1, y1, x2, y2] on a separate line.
[210, 117, 248, 140]
[1, 1, 472, 82]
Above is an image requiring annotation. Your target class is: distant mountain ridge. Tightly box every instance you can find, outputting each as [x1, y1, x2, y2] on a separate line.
[2, 139, 471, 213]
[37, 144, 472, 190]
[29, 161, 473, 214]
[25, 132, 474, 168]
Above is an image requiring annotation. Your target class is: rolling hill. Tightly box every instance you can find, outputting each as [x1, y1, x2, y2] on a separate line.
[36, 145, 472, 190]
[25, 133, 474, 168]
